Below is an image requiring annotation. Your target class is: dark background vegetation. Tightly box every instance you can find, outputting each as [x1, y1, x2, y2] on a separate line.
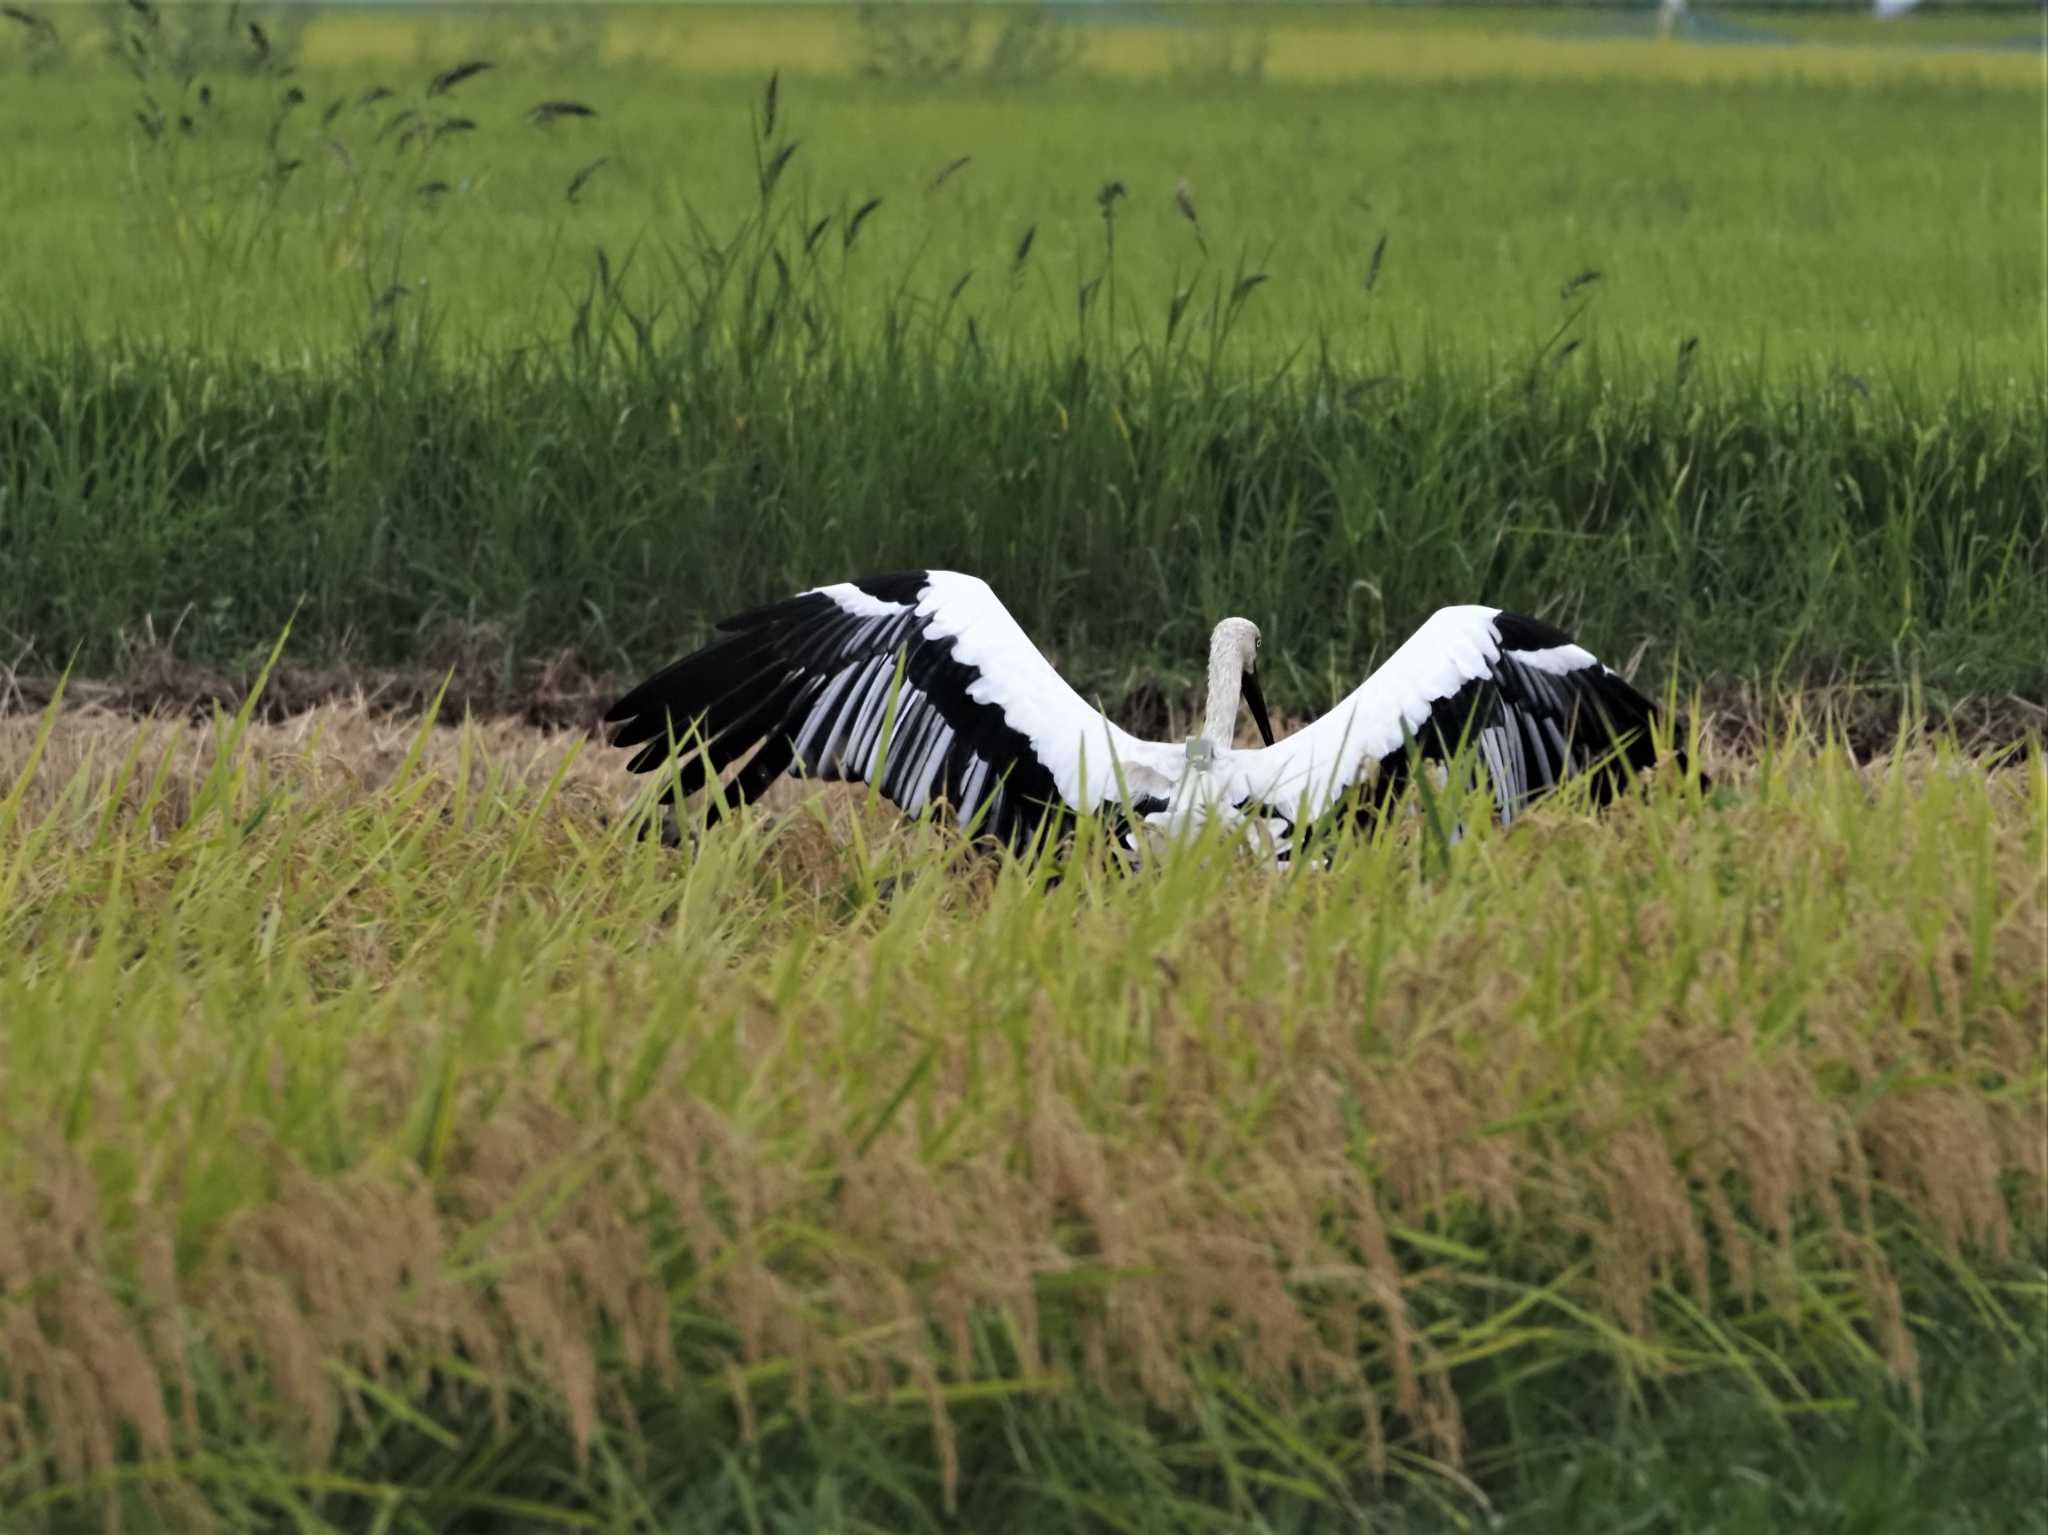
[3, 339, 2042, 733]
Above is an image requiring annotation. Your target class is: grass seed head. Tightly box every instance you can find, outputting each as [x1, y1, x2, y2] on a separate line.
[427, 57, 492, 97]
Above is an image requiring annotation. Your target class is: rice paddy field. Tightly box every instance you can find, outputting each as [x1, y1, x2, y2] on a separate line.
[0, 3, 2044, 1531]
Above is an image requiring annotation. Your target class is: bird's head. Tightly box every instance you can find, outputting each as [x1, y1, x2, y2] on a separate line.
[1211, 615, 1260, 668]
[1210, 616, 1274, 747]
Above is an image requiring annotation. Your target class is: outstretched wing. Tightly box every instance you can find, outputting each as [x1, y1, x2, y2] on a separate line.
[1225, 606, 1672, 830]
[604, 570, 1180, 848]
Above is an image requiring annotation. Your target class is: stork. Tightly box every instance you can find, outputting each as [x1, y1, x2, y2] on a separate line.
[603, 570, 1687, 862]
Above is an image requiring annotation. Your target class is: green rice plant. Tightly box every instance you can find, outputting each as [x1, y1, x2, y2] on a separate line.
[0, 8, 2036, 370]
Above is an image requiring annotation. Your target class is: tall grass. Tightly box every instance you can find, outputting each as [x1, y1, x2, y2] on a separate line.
[0, 691, 2040, 1531]
[0, 319, 2040, 720]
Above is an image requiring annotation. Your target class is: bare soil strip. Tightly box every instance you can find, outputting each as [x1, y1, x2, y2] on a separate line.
[4, 660, 2041, 766]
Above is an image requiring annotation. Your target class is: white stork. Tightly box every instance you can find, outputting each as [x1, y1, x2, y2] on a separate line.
[604, 570, 1686, 861]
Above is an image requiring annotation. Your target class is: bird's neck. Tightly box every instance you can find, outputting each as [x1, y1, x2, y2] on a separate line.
[1199, 633, 1243, 751]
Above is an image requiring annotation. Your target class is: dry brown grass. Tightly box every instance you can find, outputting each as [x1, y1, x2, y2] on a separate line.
[0, 699, 618, 822]
[0, 703, 2040, 1527]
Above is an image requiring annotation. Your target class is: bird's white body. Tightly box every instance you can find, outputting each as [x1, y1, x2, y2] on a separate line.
[606, 568, 1673, 863]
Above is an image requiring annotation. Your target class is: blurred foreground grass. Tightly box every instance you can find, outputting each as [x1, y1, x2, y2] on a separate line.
[0, 684, 2040, 1530]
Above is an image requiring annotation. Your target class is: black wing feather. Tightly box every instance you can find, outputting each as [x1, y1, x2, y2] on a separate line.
[605, 574, 1068, 850]
[1362, 639, 1670, 827]
[1261, 610, 1694, 861]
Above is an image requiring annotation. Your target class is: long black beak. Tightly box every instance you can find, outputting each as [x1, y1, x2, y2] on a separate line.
[1242, 668, 1276, 748]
